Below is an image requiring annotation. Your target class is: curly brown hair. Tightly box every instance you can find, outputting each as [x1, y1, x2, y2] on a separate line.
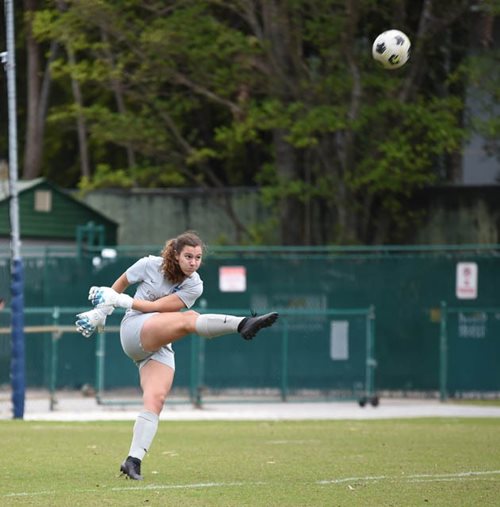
[160, 231, 204, 284]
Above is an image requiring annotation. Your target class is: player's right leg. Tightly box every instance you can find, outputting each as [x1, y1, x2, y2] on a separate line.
[140, 310, 279, 351]
[139, 310, 201, 351]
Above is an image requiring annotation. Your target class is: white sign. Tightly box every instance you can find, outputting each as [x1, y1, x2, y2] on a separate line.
[330, 321, 349, 360]
[219, 266, 247, 292]
[456, 262, 478, 300]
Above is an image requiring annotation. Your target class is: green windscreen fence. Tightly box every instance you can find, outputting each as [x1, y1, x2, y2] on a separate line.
[1, 244, 499, 397]
[164, 308, 375, 403]
[439, 305, 500, 399]
[0, 306, 375, 404]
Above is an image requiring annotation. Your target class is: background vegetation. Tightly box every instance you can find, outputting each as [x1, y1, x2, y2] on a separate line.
[1, 0, 499, 245]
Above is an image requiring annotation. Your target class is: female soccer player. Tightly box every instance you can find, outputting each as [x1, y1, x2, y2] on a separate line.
[75, 230, 278, 480]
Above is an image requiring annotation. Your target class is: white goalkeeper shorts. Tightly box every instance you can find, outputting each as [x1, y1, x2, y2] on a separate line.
[120, 312, 175, 371]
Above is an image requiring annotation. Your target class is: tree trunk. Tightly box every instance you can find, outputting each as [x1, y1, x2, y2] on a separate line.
[261, 1, 303, 245]
[55, 0, 90, 179]
[23, 2, 58, 180]
[23, 0, 42, 179]
[100, 27, 136, 172]
[274, 129, 303, 245]
[66, 47, 91, 179]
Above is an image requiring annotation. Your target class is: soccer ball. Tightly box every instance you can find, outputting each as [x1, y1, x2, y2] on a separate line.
[372, 30, 411, 70]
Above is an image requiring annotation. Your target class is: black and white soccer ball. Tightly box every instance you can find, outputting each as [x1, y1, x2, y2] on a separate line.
[372, 29, 411, 70]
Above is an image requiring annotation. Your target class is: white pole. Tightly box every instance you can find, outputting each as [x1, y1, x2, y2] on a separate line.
[3, 0, 25, 419]
[4, 3, 20, 256]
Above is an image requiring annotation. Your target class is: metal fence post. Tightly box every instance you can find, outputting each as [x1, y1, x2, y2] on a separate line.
[49, 307, 60, 411]
[95, 330, 106, 404]
[439, 301, 448, 402]
[196, 338, 205, 408]
[190, 335, 204, 408]
[365, 305, 376, 399]
[280, 318, 289, 401]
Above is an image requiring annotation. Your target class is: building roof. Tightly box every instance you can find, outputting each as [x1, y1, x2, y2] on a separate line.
[0, 177, 46, 200]
[0, 178, 118, 243]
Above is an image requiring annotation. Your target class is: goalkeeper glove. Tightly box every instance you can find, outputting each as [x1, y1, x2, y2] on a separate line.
[75, 306, 114, 338]
[88, 286, 134, 310]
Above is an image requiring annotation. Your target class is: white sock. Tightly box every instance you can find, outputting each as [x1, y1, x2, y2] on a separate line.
[195, 314, 245, 339]
[128, 411, 159, 461]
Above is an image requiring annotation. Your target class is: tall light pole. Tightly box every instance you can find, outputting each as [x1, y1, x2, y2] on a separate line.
[2, 0, 25, 419]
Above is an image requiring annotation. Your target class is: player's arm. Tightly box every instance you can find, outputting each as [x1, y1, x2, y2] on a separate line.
[90, 274, 187, 313]
[111, 272, 130, 294]
[134, 293, 186, 313]
[76, 271, 132, 338]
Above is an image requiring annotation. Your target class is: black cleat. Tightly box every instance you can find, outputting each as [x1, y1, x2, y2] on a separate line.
[238, 312, 279, 340]
[120, 456, 143, 480]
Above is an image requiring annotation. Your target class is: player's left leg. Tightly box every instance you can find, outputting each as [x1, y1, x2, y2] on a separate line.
[120, 360, 174, 480]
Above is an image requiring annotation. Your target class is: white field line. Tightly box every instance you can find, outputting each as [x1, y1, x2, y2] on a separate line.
[4, 490, 56, 498]
[317, 475, 387, 484]
[3, 482, 260, 498]
[110, 481, 266, 492]
[3, 470, 500, 498]
[317, 469, 500, 485]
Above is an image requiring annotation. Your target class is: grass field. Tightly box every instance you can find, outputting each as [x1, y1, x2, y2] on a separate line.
[1, 418, 499, 506]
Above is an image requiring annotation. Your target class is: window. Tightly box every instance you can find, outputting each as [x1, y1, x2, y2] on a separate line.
[34, 190, 52, 212]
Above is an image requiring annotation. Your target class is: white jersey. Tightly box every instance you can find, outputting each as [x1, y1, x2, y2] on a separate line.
[124, 255, 203, 317]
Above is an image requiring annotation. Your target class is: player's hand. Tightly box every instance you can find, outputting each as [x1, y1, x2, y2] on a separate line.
[75, 306, 113, 338]
[88, 286, 133, 310]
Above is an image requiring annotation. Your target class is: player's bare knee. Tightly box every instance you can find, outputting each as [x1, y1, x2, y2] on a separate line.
[143, 390, 166, 412]
[183, 310, 200, 333]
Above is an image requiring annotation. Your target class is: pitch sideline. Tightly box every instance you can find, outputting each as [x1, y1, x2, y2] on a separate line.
[3, 470, 500, 498]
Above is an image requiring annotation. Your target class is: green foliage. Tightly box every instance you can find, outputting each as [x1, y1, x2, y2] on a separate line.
[458, 46, 500, 169]
[353, 97, 465, 193]
[22, 0, 493, 243]
[79, 165, 134, 191]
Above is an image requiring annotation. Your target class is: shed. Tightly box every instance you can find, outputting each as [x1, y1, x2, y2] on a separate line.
[0, 178, 118, 247]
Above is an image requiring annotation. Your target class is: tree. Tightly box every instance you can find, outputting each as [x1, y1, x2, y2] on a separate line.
[210, 0, 469, 243]
[461, 0, 500, 181]
[22, 0, 58, 180]
[26, 0, 497, 244]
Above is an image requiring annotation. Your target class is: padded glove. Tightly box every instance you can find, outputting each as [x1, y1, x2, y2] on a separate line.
[75, 305, 114, 338]
[88, 286, 133, 310]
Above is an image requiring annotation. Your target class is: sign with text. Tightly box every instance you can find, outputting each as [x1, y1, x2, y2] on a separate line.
[456, 262, 478, 300]
[219, 266, 247, 292]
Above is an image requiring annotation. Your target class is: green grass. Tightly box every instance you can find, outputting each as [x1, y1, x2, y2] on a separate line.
[1, 418, 499, 506]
